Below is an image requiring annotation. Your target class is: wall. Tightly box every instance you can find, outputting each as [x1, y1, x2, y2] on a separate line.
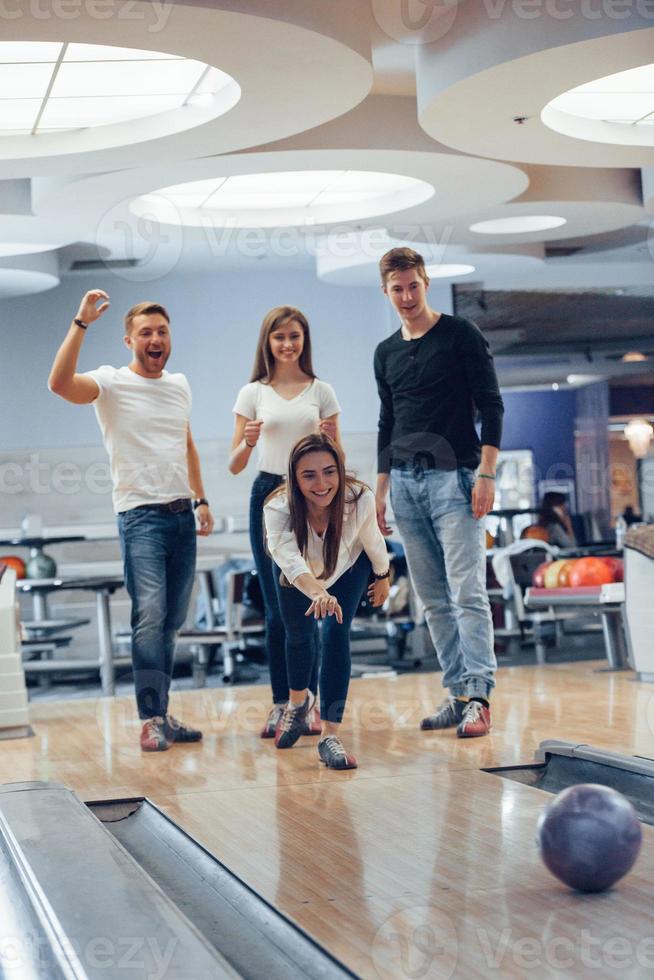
[0, 268, 453, 530]
[0, 269, 393, 450]
[499, 389, 577, 491]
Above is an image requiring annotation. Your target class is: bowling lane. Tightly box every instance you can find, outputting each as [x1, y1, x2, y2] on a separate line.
[150, 769, 654, 980]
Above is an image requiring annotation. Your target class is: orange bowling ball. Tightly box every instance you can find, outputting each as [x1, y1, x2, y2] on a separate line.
[544, 560, 569, 589]
[532, 561, 551, 588]
[557, 560, 578, 587]
[0, 555, 26, 579]
[569, 557, 615, 588]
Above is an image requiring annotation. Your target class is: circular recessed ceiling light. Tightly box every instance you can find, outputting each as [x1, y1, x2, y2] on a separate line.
[622, 351, 648, 362]
[425, 263, 475, 278]
[470, 216, 567, 235]
[0, 41, 238, 135]
[132, 171, 435, 228]
[542, 64, 654, 146]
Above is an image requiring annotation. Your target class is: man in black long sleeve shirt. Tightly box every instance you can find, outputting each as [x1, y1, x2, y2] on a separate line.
[374, 247, 504, 738]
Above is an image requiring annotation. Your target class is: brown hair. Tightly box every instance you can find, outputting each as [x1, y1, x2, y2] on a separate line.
[267, 433, 367, 583]
[379, 246, 429, 287]
[250, 306, 315, 383]
[124, 302, 170, 334]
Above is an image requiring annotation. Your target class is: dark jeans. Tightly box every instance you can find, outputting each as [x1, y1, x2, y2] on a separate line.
[249, 471, 318, 704]
[274, 551, 371, 725]
[118, 506, 196, 719]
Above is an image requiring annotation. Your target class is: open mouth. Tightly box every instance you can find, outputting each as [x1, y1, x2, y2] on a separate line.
[313, 489, 332, 498]
[147, 350, 163, 359]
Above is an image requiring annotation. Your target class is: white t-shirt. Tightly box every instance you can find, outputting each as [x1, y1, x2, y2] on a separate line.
[84, 365, 193, 514]
[264, 486, 389, 590]
[232, 379, 340, 476]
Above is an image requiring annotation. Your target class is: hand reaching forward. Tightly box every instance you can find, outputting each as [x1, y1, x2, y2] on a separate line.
[305, 592, 343, 624]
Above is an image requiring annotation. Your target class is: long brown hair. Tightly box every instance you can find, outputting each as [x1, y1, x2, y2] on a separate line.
[250, 306, 315, 383]
[268, 433, 367, 582]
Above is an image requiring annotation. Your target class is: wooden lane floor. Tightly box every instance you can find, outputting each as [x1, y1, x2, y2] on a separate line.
[2, 661, 654, 978]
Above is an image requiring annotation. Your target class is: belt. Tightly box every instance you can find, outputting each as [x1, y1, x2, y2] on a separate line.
[133, 498, 192, 514]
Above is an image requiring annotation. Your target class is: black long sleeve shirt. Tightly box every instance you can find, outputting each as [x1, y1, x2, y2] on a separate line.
[374, 314, 504, 473]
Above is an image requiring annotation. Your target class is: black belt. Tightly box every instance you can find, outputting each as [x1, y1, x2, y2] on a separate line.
[132, 498, 192, 514]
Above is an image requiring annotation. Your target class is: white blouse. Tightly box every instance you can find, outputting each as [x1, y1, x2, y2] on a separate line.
[264, 486, 390, 589]
[232, 378, 340, 476]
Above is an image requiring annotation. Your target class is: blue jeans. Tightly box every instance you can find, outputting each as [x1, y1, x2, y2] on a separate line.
[249, 472, 318, 705]
[118, 506, 196, 719]
[391, 466, 495, 699]
[274, 552, 371, 725]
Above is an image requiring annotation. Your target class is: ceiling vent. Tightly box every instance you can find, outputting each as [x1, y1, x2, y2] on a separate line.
[69, 258, 140, 271]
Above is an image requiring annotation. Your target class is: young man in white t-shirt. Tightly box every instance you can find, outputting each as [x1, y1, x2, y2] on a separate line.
[49, 290, 215, 752]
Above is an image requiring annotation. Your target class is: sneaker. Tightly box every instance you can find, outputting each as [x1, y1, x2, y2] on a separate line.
[163, 714, 203, 743]
[140, 716, 169, 752]
[456, 700, 491, 738]
[261, 704, 285, 739]
[302, 702, 322, 736]
[318, 735, 357, 770]
[275, 693, 314, 749]
[420, 696, 466, 731]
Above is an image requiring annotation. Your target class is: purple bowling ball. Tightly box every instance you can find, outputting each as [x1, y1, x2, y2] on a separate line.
[537, 783, 642, 893]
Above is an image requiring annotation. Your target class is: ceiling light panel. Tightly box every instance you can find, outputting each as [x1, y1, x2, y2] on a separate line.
[470, 216, 567, 234]
[550, 92, 654, 123]
[0, 42, 234, 137]
[426, 263, 475, 278]
[40, 95, 184, 129]
[136, 168, 435, 230]
[0, 100, 41, 131]
[51, 59, 206, 99]
[0, 63, 55, 98]
[0, 42, 63, 62]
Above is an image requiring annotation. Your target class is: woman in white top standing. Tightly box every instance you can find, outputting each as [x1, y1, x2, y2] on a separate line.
[230, 306, 341, 738]
[264, 433, 390, 770]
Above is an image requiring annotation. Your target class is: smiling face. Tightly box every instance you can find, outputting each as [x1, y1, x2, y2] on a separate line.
[125, 313, 171, 377]
[268, 317, 305, 367]
[295, 450, 340, 511]
[383, 267, 430, 323]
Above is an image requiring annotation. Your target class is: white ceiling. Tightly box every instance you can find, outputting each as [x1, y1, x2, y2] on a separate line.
[1, 0, 653, 382]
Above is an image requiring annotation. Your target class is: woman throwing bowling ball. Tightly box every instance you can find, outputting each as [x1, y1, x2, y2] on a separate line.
[264, 433, 390, 770]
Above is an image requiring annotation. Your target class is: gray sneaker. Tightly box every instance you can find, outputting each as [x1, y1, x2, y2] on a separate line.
[421, 696, 465, 731]
[318, 735, 357, 770]
[275, 693, 314, 749]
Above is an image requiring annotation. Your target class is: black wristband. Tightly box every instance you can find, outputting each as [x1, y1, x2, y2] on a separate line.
[193, 498, 209, 510]
[373, 569, 391, 580]
[74, 318, 88, 330]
